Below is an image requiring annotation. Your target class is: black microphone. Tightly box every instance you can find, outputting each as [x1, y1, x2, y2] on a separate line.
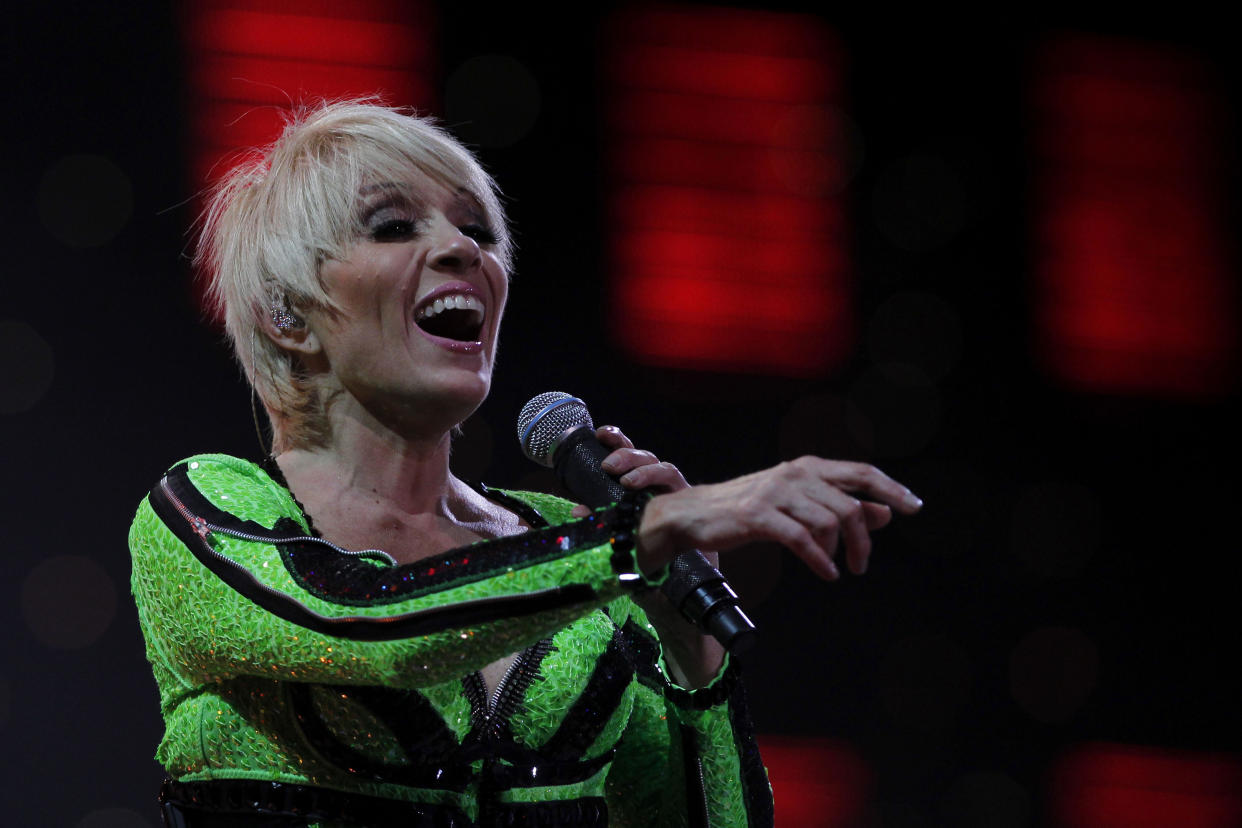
[517, 392, 757, 654]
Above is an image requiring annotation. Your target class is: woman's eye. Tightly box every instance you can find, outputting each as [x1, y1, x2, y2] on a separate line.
[459, 224, 499, 245]
[371, 219, 415, 241]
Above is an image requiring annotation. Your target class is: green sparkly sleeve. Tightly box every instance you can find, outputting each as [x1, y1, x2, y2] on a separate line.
[129, 453, 639, 691]
[605, 602, 775, 827]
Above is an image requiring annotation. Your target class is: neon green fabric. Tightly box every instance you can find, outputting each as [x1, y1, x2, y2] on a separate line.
[129, 453, 771, 825]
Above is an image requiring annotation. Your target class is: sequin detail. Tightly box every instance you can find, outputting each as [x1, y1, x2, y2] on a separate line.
[288, 682, 471, 789]
[129, 453, 771, 825]
[281, 517, 618, 607]
[620, 617, 665, 692]
[542, 630, 635, 761]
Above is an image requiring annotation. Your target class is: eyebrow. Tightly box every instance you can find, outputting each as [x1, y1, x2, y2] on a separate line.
[356, 183, 420, 221]
[359, 182, 418, 202]
[451, 187, 490, 222]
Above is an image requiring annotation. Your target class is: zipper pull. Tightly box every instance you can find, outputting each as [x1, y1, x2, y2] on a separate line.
[189, 516, 210, 538]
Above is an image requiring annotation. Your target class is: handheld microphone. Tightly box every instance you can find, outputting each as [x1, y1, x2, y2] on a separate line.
[517, 392, 757, 654]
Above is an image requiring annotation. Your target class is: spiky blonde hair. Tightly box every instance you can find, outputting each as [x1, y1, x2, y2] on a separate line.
[196, 100, 512, 451]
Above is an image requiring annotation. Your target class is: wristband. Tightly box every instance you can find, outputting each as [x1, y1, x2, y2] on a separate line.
[608, 489, 668, 588]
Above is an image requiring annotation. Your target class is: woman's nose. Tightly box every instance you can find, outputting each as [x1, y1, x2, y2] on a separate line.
[428, 225, 482, 273]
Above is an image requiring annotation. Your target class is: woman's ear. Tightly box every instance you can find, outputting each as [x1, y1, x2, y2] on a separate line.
[261, 302, 322, 357]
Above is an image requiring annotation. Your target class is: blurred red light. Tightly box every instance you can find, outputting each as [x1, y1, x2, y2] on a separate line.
[607, 47, 835, 102]
[188, 9, 421, 66]
[612, 186, 841, 239]
[180, 0, 434, 317]
[758, 735, 871, 827]
[605, 7, 851, 376]
[188, 55, 429, 106]
[1031, 36, 1236, 396]
[182, 0, 433, 178]
[1051, 742, 1242, 828]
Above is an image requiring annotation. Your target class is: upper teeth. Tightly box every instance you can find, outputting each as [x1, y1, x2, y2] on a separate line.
[417, 293, 484, 320]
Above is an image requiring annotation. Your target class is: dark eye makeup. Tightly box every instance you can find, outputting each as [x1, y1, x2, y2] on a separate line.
[369, 218, 498, 246]
[359, 190, 499, 247]
[370, 217, 417, 242]
[458, 223, 500, 246]
[361, 194, 421, 242]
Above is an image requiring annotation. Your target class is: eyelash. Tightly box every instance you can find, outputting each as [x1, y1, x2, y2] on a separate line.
[371, 219, 415, 242]
[459, 224, 499, 246]
[369, 219, 499, 246]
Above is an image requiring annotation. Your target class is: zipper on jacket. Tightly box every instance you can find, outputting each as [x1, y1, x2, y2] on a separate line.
[467, 650, 530, 740]
[466, 637, 555, 740]
[695, 755, 711, 828]
[158, 476, 397, 565]
[681, 724, 711, 828]
[486, 653, 529, 737]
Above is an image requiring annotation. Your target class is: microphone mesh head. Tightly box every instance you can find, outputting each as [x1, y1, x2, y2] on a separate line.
[517, 392, 593, 467]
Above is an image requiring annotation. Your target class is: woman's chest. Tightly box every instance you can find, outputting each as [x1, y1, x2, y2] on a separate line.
[450, 609, 635, 752]
[296, 610, 636, 768]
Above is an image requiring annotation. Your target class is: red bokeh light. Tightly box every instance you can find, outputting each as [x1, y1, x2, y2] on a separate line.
[180, 0, 434, 314]
[1051, 742, 1242, 828]
[1031, 36, 1236, 396]
[183, 0, 433, 189]
[758, 735, 871, 827]
[605, 7, 852, 377]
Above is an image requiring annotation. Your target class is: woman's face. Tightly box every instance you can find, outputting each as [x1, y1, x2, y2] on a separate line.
[305, 166, 508, 436]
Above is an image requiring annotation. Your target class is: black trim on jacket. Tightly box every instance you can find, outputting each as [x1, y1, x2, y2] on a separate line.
[147, 462, 600, 641]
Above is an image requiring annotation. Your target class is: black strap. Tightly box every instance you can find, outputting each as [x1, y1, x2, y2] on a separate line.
[478, 797, 608, 827]
[148, 464, 602, 640]
[159, 779, 469, 827]
[160, 779, 609, 827]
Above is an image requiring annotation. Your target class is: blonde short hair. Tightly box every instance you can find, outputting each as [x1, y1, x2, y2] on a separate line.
[196, 101, 512, 452]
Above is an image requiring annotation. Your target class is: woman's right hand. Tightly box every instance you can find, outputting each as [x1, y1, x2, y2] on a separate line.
[636, 456, 922, 581]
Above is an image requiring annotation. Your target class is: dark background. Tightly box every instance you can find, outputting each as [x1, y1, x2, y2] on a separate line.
[2, 3, 1238, 827]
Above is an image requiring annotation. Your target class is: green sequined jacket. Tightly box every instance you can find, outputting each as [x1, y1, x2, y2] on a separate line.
[129, 454, 773, 827]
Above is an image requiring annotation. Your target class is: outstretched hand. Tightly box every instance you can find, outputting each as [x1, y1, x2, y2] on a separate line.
[636, 456, 922, 581]
[571, 426, 922, 581]
[570, 426, 922, 689]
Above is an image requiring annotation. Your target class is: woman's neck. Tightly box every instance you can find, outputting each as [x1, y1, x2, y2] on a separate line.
[275, 394, 471, 520]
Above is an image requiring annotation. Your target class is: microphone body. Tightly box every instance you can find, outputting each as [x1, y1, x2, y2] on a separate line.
[518, 393, 757, 654]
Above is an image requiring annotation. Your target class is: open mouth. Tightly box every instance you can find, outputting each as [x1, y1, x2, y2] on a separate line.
[415, 292, 485, 343]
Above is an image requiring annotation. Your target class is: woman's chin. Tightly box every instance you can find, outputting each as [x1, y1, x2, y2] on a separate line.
[365, 381, 489, 436]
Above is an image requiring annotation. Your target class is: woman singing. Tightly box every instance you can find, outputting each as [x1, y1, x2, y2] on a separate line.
[129, 102, 922, 827]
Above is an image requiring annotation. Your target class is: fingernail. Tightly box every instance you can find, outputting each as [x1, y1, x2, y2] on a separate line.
[904, 491, 923, 510]
[620, 470, 638, 484]
[601, 458, 619, 472]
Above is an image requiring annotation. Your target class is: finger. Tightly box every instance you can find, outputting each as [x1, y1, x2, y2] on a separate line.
[600, 447, 660, 475]
[595, 425, 635, 451]
[863, 502, 893, 531]
[754, 509, 839, 581]
[571, 504, 591, 518]
[799, 458, 924, 515]
[619, 460, 689, 493]
[808, 486, 871, 575]
[778, 495, 843, 570]
[800, 484, 869, 572]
